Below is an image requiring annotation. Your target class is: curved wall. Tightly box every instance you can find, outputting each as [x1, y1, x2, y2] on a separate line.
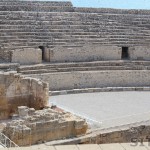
[0, 71, 49, 119]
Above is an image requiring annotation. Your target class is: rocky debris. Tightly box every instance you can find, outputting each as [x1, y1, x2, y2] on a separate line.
[2, 106, 88, 146]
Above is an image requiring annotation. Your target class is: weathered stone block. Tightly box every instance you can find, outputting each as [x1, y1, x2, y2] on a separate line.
[11, 48, 42, 65]
[3, 107, 87, 146]
[0, 72, 49, 119]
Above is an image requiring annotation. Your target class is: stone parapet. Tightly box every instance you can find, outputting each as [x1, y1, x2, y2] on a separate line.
[28, 70, 150, 91]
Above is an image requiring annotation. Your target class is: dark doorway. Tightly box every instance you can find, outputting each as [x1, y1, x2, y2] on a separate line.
[121, 47, 129, 59]
[39, 46, 45, 60]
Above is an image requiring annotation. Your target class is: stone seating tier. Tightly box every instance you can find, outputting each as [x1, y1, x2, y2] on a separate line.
[0, 1, 73, 7]
[0, 2, 150, 62]
[75, 7, 150, 15]
[1, 11, 148, 49]
[17, 60, 150, 74]
[0, 5, 74, 12]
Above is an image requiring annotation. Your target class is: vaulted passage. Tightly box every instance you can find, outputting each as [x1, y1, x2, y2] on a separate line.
[39, 46, 45, 60]
[122, 47, 129, 59]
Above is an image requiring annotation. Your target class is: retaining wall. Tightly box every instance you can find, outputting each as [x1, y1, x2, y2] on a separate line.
[29, 70, 150, 91]
[48, 46, 121, 62]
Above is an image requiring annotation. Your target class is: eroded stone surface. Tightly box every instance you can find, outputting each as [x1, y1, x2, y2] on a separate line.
[2, 106, 88, 146]
[0, 71, 49, 119]
[11, 48, 42, 65]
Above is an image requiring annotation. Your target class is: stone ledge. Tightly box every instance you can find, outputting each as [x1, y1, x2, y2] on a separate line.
[50, 87, 150, 96]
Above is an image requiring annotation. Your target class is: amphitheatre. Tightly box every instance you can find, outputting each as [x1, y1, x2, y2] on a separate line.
[0, 0, 150, 149]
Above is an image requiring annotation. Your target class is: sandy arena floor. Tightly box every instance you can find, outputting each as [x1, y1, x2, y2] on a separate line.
[49, 91, 150, 128]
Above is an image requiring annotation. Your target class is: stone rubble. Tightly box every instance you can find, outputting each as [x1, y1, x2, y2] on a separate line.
[3, 106, 88, 146]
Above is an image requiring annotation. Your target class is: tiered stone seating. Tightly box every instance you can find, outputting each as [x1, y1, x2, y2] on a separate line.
[0, 1, 150, 62]
[0, 1, 150, 93]
[17, 60, 150, 93]
[18, 60, 150, 75]
[0, 0, 73, 12]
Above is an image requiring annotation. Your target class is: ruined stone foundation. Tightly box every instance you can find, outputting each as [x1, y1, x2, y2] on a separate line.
[3, 106, 88, 146]
[0, 71, 49, 119]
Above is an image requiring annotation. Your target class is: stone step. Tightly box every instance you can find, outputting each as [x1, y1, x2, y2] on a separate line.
[0, 14, 148, 23]
[0, 63, 19, 71]
[0, 22, 148, 31]
[2, 42, 150, 51]
[75, 7, 150, 15]
[1, 30, 148, 37]
[19, 65, 148, 75]
[0, 1, 73, 7]
[18, 61, 150, 71]
[2, 41, 150, 52]
[19, 69, 58, 74]
[0, 35, 149, 43]
[0, 9, 149, 18]
[0, 15, 149, 26]
[1, 21, 150, 30]
[3, 46, 34, 50]
[0, 35, 149, 44]
[0, 15, 149, 24]
[0, 25, 150, 35]
[0, 30, 149, 38]
[0, 23, 148, 31]
[3, 41, 149, 51]
[2, 38, 149, 44]
[0, 5, 74, 12]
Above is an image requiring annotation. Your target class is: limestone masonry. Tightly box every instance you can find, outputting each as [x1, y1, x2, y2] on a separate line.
[1, 0, 150, 148]
[0, 71, 49, 119]
[3, 106, 87, 146]
[0, 0, 150, 92]
[0, 0, 150, 63]
[11, 48, 42, 65]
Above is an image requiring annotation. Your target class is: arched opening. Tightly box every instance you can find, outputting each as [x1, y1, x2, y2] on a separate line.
[39, 46, 45, 61]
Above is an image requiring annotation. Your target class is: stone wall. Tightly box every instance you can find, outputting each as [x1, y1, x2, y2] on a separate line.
[44, 47, 50, 62]
[129, 46, 150, 60]
[48, 122, 150, 145]
[2, 106, 87, 146]
[0, 71, 49, 119]
[48, 46, 121, 62]
[31, 45, 150, 63]
[11, 48, 42, 65]
[29, 70, 150, 91]
[0, 50, 11, 62]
